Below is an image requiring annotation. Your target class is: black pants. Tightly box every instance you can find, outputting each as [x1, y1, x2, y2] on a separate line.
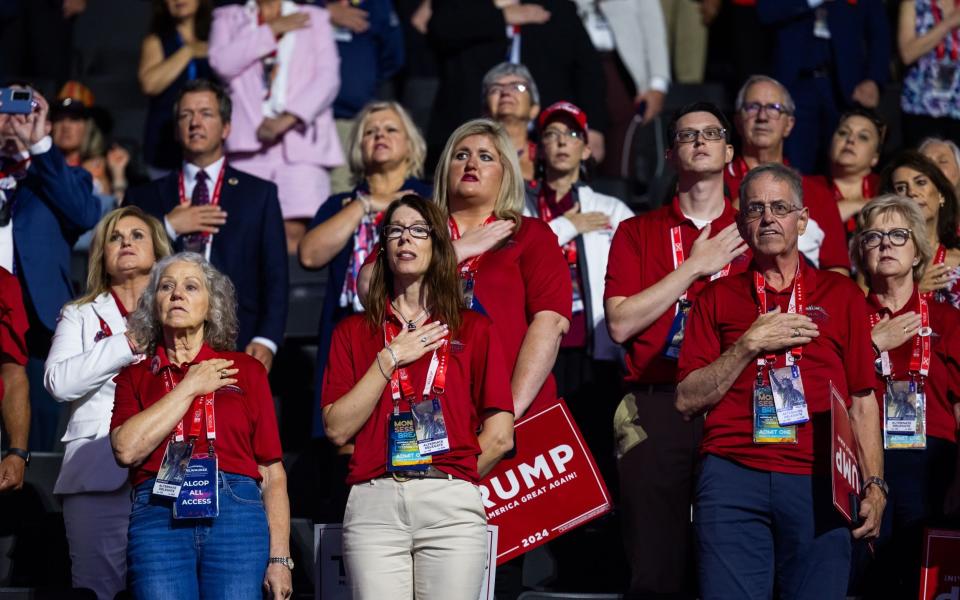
[619, 386, 702, 600]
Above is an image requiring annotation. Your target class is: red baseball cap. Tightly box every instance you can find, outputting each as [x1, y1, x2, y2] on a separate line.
[538, 101, 589, 141]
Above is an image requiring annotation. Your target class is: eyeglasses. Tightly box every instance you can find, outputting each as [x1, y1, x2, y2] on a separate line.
[383, 224, 432, 240]
[541, 129, 584, 144]
[859, 228, 912, 249]
[743, 201, 802, 221]
[740, 102, 791, 119]
[486, 82, 528, 95]
[675, 127, 726, 144]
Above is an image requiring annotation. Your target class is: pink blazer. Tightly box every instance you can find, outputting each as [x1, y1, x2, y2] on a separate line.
[209, 4, 343, 168]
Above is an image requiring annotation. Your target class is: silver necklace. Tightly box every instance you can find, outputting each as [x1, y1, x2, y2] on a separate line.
[392, 300, 427, 331]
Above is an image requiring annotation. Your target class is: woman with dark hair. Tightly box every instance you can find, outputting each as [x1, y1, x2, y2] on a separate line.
[812, 106, 886, 225]
[322, 195, 514, 600]
[139, 0, 215, 176]
[111, 252, 292, 599]
[44, 206, 171, 600]
[850, 194, 960, 598]
[882, 150, 960, 307]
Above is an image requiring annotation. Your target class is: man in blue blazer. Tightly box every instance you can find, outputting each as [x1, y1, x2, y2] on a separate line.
[757, 0, 890, 174]
[0, 86, 101, 449]
[126, 79, 288, 371]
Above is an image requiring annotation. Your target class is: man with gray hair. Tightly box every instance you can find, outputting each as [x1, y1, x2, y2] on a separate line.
[727, 75, 850, 274]
[482, 62, 541, 181]
[676, 162, 885, 599]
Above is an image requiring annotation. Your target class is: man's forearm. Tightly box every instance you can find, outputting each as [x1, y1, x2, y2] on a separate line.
[1, 364, 29, 448]
[606, 260, 703, 344]
[676, 338, 755, 418]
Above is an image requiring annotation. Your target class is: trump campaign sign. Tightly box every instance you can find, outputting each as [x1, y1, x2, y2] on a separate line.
[919, 529, 960, 600]
[478, 399, 612, 565]
[830, 382, 861, 524]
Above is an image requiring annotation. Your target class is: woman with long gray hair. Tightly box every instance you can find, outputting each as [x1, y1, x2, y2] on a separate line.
[110, 252, 292, 599]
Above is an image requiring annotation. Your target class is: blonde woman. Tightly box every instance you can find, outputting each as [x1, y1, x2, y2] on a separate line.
[43, 206, 171, 600]
[299, 100, 431, 440]
[433, 118, 571, 419]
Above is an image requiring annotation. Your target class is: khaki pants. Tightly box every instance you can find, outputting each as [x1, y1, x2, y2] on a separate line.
[330, 118, 357, 195]
[343, 477, 488, 600]
[659, 0, 708, 84]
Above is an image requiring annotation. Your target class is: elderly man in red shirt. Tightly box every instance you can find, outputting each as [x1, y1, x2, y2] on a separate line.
[676, 162, 885, 599]
[726, 74, 849, 275]
[605, 101, 749, 599]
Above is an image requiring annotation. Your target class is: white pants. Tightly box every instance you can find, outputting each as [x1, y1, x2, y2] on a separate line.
[61, 485, 131, 600]
[343, 477, 488, 600]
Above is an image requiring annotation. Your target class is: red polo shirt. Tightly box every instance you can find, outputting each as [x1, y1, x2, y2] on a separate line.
[867, 293, 960, 443]
[111, 344, 283, 486]
[604, 196, 751, 384]
[322, 310, 514, 485]
[725, 157, 850, 271]
[0, 268, 28, 402]
[677, 259, 876, 475]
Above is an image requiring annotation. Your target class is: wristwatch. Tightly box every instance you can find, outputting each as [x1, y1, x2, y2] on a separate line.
[269, 557, 295, 571]
[4, 448, 30, 467]
[862, 476, 889, 498]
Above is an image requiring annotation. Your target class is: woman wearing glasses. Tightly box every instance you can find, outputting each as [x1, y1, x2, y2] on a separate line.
[322, 195, 515, 600]
[850, 194, 960, 598]
[881, 151, 960, 307]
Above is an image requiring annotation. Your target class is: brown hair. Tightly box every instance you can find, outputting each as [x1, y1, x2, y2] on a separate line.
[881, 150, 960, 249]
[365, 195, 464, 332]
[71, 206, 172, 306]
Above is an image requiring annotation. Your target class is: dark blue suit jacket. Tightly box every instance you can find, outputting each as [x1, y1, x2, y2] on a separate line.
[12, 146, 100, 333]
[757, 0, 890, 101]
[126, 165, 289, 350]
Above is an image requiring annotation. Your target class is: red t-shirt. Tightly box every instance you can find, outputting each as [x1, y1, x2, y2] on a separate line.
[677, 259, 876, 475]
[604, 196, 751, 384]
[460, 217, 572, 413]
[808, 173, 880, 234]
[724, 157, 850, 271]
[0, 268, 29, 402]
[364, 217, 571, 414]
[111, 344, 283, 486]
[322, 310, 514, 485]
[866, 293, 960, 443]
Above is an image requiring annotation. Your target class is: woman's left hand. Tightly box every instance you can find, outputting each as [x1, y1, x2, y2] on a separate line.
[263, 563, 293, 600]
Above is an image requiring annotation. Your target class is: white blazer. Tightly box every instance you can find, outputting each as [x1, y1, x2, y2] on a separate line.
[524, 184, 634, 361]
[44, 292, 137, 494]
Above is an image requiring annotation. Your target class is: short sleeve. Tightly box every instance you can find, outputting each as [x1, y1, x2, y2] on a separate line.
[842, 282, 876, 396]
[0, 272, 29, 366]
[110, 367, 140, 431]
[519, 219, 573, 320]
[604, 217, 644, 300]
[469, 317, 514, 414]
[249, 362, 283, 464]
[677, 284, 722, 382]
[322, 318, 362, 408]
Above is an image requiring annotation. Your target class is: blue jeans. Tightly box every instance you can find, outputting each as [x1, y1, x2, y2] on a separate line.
[127, 472, 269, 600]
[694, 454, 851, 600]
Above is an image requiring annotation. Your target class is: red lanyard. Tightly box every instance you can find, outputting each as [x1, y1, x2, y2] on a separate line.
[177, 166, 226, 207]
[726, 155, 749, 179]
[537, 191, 579, 266]
[95, 291, 130, 340]
[161, 364, 216, 444]
[935, 243, 948, 266]
[932, 0, 960, 62]
[0, 157, 30, 180]
[868, 291, 932, 379]
[754, 266, 805, 369]
[831, 175, 874, 202]
[383, 310, 448, 412]
[448, 215, 497, 276]
[671, 225, 732, 307]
